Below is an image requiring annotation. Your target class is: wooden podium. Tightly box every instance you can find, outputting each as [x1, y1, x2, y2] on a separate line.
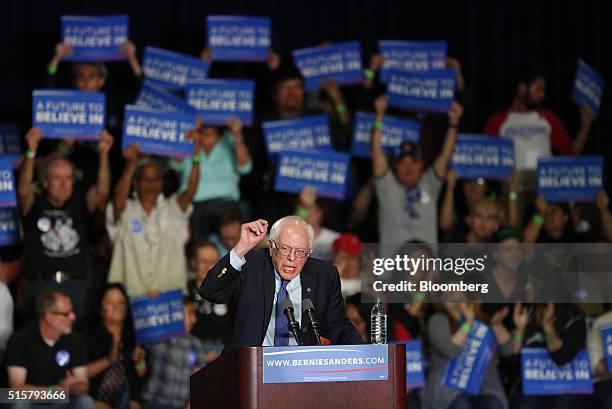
[190, 345, 406, 409]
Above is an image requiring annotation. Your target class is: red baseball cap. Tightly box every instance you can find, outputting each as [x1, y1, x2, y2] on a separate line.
[332, 233, 362, 256]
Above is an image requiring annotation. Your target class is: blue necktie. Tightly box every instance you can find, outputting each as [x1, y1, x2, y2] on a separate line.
[274, 279, 291, 346]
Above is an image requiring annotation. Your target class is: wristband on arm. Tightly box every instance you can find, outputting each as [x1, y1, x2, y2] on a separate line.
[25, 150, 36, 159]
[533, 214, 544, 226]
[364, 69, 375, 79]
[373, 120, 383, 130]
[459, 322, 471, 334]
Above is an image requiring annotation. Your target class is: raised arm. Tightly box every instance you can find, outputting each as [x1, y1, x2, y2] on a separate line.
[121, 40, 143, 77]
[573, 106, 593, 154]
[363, 54, 384, 91]
[433, 102, 463, 178]
[371, 95, 389, 177]
[17, 128, 42, 215]
[439, 169, 459, 232]
[46, 42, 73, 84]
[320, 78, 351, 125]
[86, 130, 113, 213]
[597, 190, 612, 242]
[176, 127, 202, 212]
[523, 196, 547, 243]
[112, 144, 140, 221]
[226, 118, 252, 170]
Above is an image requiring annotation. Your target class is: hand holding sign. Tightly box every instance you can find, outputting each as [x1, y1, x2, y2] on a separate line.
[53, 42, 74, 63]
[460, 303, 475, 324]
[120, 40, 137, 60]
[234, 219, 269, 258]
[122, 143, 140, 165]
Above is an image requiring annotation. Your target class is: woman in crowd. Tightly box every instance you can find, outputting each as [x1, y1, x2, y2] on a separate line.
[84, 283, 145, 409]
[423, 295, 514, 409]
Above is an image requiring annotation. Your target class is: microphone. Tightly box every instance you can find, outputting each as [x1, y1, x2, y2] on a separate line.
[302, 298, 321, 345]
[281, 298, 303, 346]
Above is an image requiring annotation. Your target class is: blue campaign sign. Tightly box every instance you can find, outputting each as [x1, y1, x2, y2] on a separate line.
[122, 105, 196, 158]
[130, 289, 185, 345]
[293, 41, 363, 91]
[537, 156, 603, 202]
[387, 68, 455, 113]
[0, 207, 20, 246]
[185, 79, 255, 125]
[275, 150, 350, 200]
[521, 348, 593, 395]
[263, 114, 332, 155]
[142, 47, 210, 90]
[61, 15, 128, 61]
[351, 111, 421, 158]
[136, 80, 196, 114]
[441, 320, 495, 394]
[379, 40, 447, 82]
[32, 90, 105, 139]
[263, 345, 388, 384]
[206, 15, 271, 61]
[451, 134, 515, 181]
[405, 340, 426, 390]
[572, 59, 604, 116]
[602, 324, 612, 372]
[0, 156, 17, 208]
[0, 124, 21, 154]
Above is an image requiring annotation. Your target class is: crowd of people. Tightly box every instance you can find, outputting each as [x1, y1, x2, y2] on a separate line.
[0, 32, 610, 409]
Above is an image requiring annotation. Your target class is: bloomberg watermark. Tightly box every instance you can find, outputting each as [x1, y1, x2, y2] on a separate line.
[359, 243, 612, 303]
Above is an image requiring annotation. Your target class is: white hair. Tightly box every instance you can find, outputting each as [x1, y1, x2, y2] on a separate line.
[269, 216, 314, 249]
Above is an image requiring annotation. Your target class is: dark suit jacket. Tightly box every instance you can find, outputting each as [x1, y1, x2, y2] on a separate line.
[200, 248, 363, 346]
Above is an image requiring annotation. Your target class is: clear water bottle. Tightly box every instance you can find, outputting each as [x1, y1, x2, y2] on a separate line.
[370, 298, 387, 344]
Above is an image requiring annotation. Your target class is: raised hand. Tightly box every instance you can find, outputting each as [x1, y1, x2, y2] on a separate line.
[513, 303, 529, 332]
[374, 95, 388, 116]
[448, 101, 463, 126]
[122, 143, 140, 164]
[234, 219, 269, 257]
[98, 130, 114, 155]
[25, 127, 43, 152]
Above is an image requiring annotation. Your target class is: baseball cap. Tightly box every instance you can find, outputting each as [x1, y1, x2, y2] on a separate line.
[393, 141, 423, 160]
[332, 233, 362, 256]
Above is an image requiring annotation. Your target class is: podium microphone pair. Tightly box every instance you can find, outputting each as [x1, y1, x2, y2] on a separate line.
[281, 298, 321, 346]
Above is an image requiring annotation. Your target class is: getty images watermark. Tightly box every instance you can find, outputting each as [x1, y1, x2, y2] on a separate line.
[358, 243, 612, 303]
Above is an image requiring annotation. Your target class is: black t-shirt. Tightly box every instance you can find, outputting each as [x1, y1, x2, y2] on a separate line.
[6, 322, 87, 386]
[23, 192, 90, 280]
[188, 279, 231, 343]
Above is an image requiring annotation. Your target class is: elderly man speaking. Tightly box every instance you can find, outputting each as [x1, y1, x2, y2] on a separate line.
[200, 216, 363, 347]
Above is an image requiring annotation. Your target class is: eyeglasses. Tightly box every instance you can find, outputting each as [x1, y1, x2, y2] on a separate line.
[270, 240, 311, 259]
[51, 309, 74, 317]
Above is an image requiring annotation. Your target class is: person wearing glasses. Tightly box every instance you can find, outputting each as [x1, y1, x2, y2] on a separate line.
[200, 216, 363, 347]
[5, 289, 94, 409]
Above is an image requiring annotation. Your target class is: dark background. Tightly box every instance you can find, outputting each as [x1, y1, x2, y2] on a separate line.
[1, 0, 610, 179]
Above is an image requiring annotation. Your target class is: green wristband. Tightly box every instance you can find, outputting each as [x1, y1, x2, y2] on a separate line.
[296, 207, 310, 218]
[413, 292, 426, 302]
[134, 361, 145, 371]
[373, 120, 383, 130]
[335, 103, 347, 113]
[533, 214, 544, 226]
[513, 331, 524, 341]
[48, 65, 58, 76]
[57, 142, 71, 155]
[192, 155, 201, 165]
[25, 150, 36, 159]
[460, 322, 471, 334]
[364, 69, 375, 79]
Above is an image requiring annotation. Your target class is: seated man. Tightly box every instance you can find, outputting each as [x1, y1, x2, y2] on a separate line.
[6, 289, 93, 409]
[200, 216, 363, 347]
